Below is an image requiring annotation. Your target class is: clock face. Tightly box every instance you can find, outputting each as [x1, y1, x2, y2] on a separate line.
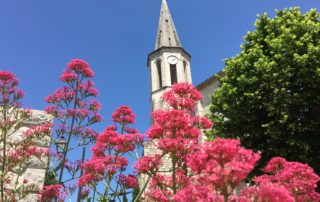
[167, 56, 178, 65]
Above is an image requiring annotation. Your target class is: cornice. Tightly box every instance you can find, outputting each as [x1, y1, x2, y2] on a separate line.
[147, 47, 191, 67]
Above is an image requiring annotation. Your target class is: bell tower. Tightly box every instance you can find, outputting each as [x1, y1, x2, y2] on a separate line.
[148, 0, 192, 112]
[141, 0, 198, 189]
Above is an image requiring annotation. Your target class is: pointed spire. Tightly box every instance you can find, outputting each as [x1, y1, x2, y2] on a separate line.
[155, 0, 181, 50]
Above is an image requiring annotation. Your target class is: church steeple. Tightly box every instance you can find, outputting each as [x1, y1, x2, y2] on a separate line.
[147, 0, 192, 100]
[155, 0, 181, 49]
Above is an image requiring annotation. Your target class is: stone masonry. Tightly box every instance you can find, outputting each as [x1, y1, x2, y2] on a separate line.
[2, 110, 53, 202]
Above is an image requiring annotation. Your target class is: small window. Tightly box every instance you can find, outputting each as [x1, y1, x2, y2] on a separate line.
[165, 19, 169, 22]
[183, 61, 187, 81]
[170, 64, 177, 85]
[156, 60, 163, 88]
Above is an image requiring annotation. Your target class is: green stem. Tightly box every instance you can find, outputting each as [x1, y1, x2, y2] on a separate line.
[112, 170, 123, 201]
[58, 78, 80, 184]
[77, 137, 86, 202]
[133, 175, 151, 202]
[92, 185, 97, 202]
[14, 162, 23, 190]
[172, 157, 177, 194]
[223, 180, 229, 202]
[103, 176, 112, 202]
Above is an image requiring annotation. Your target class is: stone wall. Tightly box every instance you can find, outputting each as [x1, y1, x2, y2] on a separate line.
[3, 110, 53, 202]
[197, 75, 220, 115]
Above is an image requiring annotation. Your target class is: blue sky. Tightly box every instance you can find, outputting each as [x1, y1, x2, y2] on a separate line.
[0, 0, 318, 133]
[1, 0, 319, 200]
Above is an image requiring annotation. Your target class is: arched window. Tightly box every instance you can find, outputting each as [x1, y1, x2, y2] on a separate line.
[170, 64, 177, 85]
[183, 60, 188, 81]
[156, 60, 163, 88]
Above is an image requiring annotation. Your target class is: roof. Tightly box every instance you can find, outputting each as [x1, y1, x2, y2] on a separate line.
[196, 71, 224, 90]
[154, 0, 181, 49]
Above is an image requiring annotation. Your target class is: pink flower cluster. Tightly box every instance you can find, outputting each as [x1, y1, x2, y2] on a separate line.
[64, 160, 82, 176]
[77, 106, 143, 198]
[136, 83, 215, 200]
[79, 80, 98, 97]
[119, 174, 139, 188]
[40, 184, 66, 202]
[91, 127, 144, 157]
[23, 123, 53, 139]
[45, 86, 75, 104]
[147, 109, 207, 158]
[44, 59, 102, 201]
[253, 157, 320, 201]
[0, 71, 23, 108]
[66, 59, 94, 78]
[60, 70, 77, 83]
[134, 155, 162, 174]
[112, 106, 136, 125]
[186, 138, 261, 194]
[0, 71, 17, 81]
[163, 82, 203, 111]
[240, 183, 294, 202]
[173, 184, 222, 202]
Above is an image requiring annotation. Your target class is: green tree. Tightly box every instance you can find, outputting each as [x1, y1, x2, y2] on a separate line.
[209, 8, 320, 176]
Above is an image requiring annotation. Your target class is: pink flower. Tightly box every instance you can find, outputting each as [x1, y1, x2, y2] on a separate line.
[186, 138, 260, 193]
[91, 142, 107, 158]
[27, 147, 50, 157]
[119, 174, 139, 188]
[83, 128, 99, 139]
[67, 59, 94, 77]
[81, 158, 106, 175]
[240, 183, 294, 202]
[174, 184, 222, 202]
[112, 106, 136, 125]
[41, 184, 65, 202]
[45, 106, 58, 117]
[163, 82, 202, 111]
[96, 128, 119, 146]
[254, 157, 320, 201]
[145, 189, 170, 202]
[0, 71, 16, 81]
[45, 86, 75, 104]
[131, 133, 145, 145]
[92, 111, 103, 123]
[115, 134, 135, 153]
[124, 127, 138, 134]
[193, 116, 213, 129]
[80, 186, 90, 199]
[134, 155, 162, 174]
[79, 80, 98, 97]
[60, 70, 77, 82]
[78, 173, 99, 186]
[0, 71, 23, 108]
[89, 100, 102, 111]
[23, 123, 53, 139]
[150, 109, 199, 140]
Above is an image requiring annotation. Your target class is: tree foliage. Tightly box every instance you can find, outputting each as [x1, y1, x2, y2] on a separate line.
[209, 8, 320, 175]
